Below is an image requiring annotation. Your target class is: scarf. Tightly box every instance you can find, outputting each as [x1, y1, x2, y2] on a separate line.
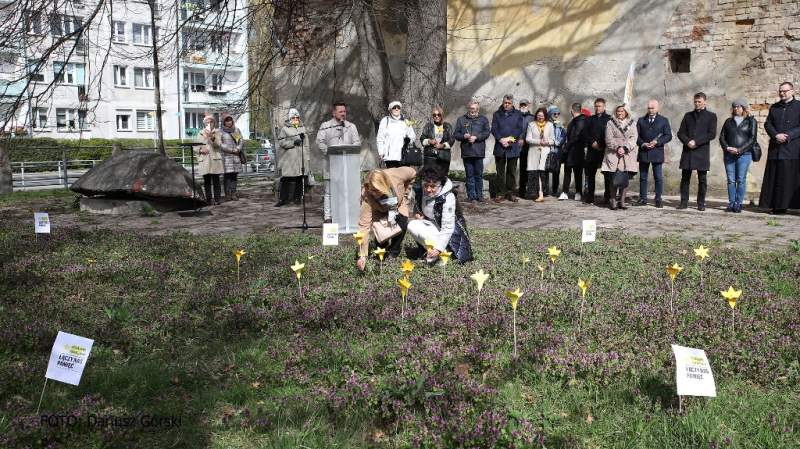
[536, 121, 546, 150]
[220, 123, 236, 134]
[375, 186, 399, 224]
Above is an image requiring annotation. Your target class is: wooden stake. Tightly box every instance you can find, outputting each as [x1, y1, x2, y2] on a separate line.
[36, 378, 48, 415]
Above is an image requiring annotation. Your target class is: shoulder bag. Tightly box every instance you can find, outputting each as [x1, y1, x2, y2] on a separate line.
[224, 131, 247, 164]
[612, 155, 630, 188]
[372, 218, 403, 244]
[401, 138, 424, 166]
[545, 149, 560, 173]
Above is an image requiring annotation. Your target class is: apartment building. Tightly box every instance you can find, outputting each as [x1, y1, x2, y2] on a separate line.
[0, 0, 250, 140]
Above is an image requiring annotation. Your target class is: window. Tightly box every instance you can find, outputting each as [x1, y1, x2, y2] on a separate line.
[184, 72, 205, 92]
[25, 12, 43, 35]
[56, 108, 76, 131]
[209, 73, 225, 92]
[71, 0, 84, 7]
[113, 65, 128, 86]
[209, 33, 229, 53]
[137, 111, 154, 131]
[132, 24, 152, 45]
[111, 21, 126, 42]
[182, 33, 205, 52]
[77, 109, 89, 129]
[669, 49, 691, 73]
[27, 60, 45, 83]
[52, 15, 82, 36]
[133, 68, 153, 88]
[54, 62, 85, 85]
[116, 111, 132, 131]
[31, 108, 48, 129]
[184, 112, 205, 130]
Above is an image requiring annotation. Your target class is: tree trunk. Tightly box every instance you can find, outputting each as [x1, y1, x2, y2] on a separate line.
[149, 0, 166, 155]
[0, 141, 11, 194]
[401, 0, 447, 126]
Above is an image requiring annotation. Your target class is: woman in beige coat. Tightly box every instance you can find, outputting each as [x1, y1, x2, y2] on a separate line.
[525, 108, 555, 202]
[195, 116, 223, 205]
[602, 105, 639, 210]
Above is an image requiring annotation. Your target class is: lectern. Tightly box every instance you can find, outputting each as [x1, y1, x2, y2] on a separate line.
[328, 144, 361, 233]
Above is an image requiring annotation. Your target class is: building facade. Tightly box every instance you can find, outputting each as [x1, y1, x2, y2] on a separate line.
[0, 0, 250, 141]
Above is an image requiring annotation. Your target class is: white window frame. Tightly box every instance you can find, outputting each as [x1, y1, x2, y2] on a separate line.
[31, 108, 48, 129]
[52, 15, 81, 37]
[184, 72, 205, 92]
[184, 112, 205, 130]
[136, 110, 155, 131]
[25, 12, 43, 35]
[208, 73, 225, 92]
[133, 67, 154, 88]
[116, 111, 132, 131]
[28, 60, 45, 83]
[111, 21, 126, 43]
[77, 109, 89, 130]
[56, 108, 76, 131]
[54, 62, 83, 85]
[113, 65, 128, 87]
[132, 23, 153, 45]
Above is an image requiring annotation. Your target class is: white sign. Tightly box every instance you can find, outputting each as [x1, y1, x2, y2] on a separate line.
[34, 212, 51, 234]
[672, 344, 716, 397]
[582, 220, 596, 243]
[45, 332, 94, 386]
[322, 223, 339, 246]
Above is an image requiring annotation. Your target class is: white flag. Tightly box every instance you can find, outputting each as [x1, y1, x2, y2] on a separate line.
[623, 61, 635, 107]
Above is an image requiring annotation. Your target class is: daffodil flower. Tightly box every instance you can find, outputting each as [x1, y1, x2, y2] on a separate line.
[548, 246, 561, 261]
[397, 278, 411, 299]
[505, 288, 523, 310]
[353, 231, 365, 247]
[406, 120, 417, 126]
[87, 259, 96, 264]
[437, 126, 443, 133]
[291, 260, 305, 279]
[578, 278, 590, 297]
[693, 245, 709, 261]
[424, 238, 436, 252]
[401, 259, 415, 278]
[439, 249, 452, 266]
[536, 263, 545, 279]
[522, 254, 530, 265]
[374, 248, 386, 261]
[233, 250, 246, 263]
[666, 263, 683, 281]
[471, 269, 489, 292]
[508, 137, 516, 143]
[720, 286, 742, 309]
[665, 263, 683, 313]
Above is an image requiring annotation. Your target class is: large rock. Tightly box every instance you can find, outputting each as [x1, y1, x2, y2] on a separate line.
[70, 150, 206, 205]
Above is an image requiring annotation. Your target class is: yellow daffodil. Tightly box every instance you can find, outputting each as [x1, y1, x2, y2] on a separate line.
[437, 125, 443, 133]
[548, 246, 561, 262]
[424, 238, 436, 252]
[508, 137, 516, 143]
[666, 263, 683, 281]
[578, 278, 590, 297]
[401, 259, 415, 278]
[353, 231, 365, 247]
[522, 254, 530, 265]
[536, 263, 545, 279]
[439, 249, 452, 265]
[374, 248, 386, 261]
[397, 278, 411, 299]
[290, 260, 305, 279]
[406, 120, 417, 126]
[505, 288, 524, 310]
[694, 245, 709, 261]
[233, 250, 246, 263]
[308, 255, 315, 260]
[87, 259, 96, 263]
[470, 269, 489, 292]
[720, 286, 742, 309]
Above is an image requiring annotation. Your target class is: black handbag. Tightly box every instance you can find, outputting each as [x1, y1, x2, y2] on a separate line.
[436, 149, 451, 162]
[750, 141, 762, 162]
[401, 139, 424, 166]
[612, 155, 629, 188]
[545, 150, 560, 173]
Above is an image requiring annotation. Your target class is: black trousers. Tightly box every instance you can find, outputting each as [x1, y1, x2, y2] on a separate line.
[584, 162, 607, 202]
[680, 170, 707, 205]
[562, 165, 583, 195]
[518, 146, 529, 197]
[376, 214, 408, 256]
[551, 160, 564, 195]
[423, 156, 450, 176]
[203, 174, 221, 202]
[384, 160, 402, 169]
[279, 176, 304, 202]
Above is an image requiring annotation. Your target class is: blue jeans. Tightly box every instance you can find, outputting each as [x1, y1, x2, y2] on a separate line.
[463, 157, 484, 200]
[724, 152, 752, 204]
[638, 162, 663, 202]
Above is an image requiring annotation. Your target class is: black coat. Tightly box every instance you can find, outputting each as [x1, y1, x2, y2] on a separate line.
[677, 108, 717, 171]
[454, 114, 491, 159]
[636, 114, 673, 164]
[491, 107, 524, 158]
[419, 122, 455, 157]
[719, 116, 758, 155]
[564, 114, 587, 167]
[582, 112, 611, 164]
[764, 98, 800, 160]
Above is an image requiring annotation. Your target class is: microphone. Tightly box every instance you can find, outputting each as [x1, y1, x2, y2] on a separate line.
[299, 133, 305, 140]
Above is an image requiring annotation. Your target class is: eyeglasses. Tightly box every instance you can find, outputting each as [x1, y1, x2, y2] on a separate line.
[392, 106, 401, 110]
[779, 89, 793, 93]
[432, 113, 441, 117]
[551, 113, 560, 117]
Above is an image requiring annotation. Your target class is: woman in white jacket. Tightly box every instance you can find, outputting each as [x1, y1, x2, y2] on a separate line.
[525, 108, 555, 202]
[377, 101, 416, 168]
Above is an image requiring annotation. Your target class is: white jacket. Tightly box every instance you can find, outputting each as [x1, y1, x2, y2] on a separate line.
[419, 179, 456, 252]
[525, 121, 555, 171]
[377, 115, 416, 162]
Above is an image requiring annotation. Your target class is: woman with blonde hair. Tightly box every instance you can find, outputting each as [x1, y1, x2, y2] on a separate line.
[602, 105, 639, 210]
[419, 106, 455, 175]
[356, 166, 417, 270]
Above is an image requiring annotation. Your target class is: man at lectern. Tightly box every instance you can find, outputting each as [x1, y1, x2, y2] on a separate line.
[316, 102, 361, 223]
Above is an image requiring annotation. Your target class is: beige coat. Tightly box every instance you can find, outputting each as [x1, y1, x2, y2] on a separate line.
[195, 129, 223, 175]
[602, 118, 639, 173]
[277, 121, 311, 177]
[525, 120, 555, 171]
[357, 166, 416, 255]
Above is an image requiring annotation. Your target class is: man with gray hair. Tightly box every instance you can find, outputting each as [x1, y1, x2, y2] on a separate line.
[316, 102, 361, 223]
[491, 94, 524, 202]
[455, 101, 491, 203]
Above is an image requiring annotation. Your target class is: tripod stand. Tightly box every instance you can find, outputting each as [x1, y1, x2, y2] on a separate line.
[178, 141, 212, 217]
[285, 136, 320, 232]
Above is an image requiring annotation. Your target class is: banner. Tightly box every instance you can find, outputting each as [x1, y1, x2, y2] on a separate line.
[45, 332, 94, 386]
[624, 61, 635, 107]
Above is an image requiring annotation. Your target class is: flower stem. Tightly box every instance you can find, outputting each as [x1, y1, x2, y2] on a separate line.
[513, 309, 517, 358]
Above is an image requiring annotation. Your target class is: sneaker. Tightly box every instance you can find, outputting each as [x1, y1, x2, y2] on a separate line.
[224, 195, 232, 201]
[558, 192, 569, 200]
[574, 193, 582, 201]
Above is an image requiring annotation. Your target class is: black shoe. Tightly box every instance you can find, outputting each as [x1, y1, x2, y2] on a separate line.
[294, 198, 302, 205]
[274, 200, 286, 207]
[655, 200, 663, 208]
[726, 203, 734, 212]
[769, 209, 787, 215]
[633, 199, 647, 207]
[733, 203, 742, 213]
[676, 202, 688, 210]
[697, 204, 706, 211]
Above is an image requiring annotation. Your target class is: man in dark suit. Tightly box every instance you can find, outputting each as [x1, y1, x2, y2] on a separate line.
[677, 92, 717, 211]
[581, 98, 612, 204]
[562, 102, 587, 200]
[633, 99, 672, 208]
[760, 82, 800, 214]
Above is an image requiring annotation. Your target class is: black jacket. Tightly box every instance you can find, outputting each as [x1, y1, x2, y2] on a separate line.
[564, 114, 587, 167]
[636, 114, 673, 164]
[582, 112, 611, 165]
[419, 122, 455, 157]
[677, 108, 717, 171]
[719, 116, 757, 155]
[764, 98, 800, 160]
[454, 114, 491, 159]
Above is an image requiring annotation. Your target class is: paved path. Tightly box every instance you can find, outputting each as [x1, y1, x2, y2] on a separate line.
[11, 180, 798, 252]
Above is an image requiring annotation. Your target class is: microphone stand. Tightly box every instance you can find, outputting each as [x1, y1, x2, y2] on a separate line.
[285, 135, 320, 232]
[178, 141, 212, 217]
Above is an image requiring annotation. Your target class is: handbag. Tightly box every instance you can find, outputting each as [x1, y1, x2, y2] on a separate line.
[612, 155, 629, 188]
[401, 139, 424, 166]
[238, 148, 247, 164]
[750, 141, 762, 162]
[436, 148, 451, 162]
[372, 218, 403, 244]
[545, 150, 560, 173]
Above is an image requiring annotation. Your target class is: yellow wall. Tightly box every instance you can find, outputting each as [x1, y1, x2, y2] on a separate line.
[448, 0, 620, 76]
